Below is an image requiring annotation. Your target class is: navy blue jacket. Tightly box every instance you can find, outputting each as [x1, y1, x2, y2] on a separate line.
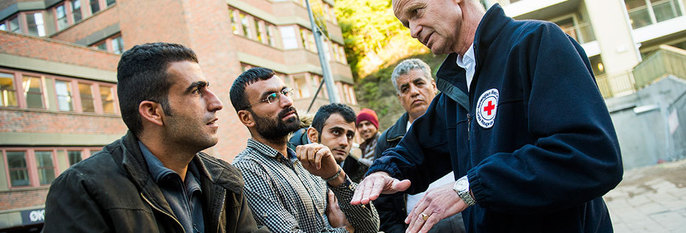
[368, 4, 623, 233]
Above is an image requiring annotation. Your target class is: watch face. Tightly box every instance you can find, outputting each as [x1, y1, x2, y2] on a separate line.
[455, 179, 468, 191]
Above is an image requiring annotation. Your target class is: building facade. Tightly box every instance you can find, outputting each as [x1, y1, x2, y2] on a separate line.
[487, 0, 686, 98]
[0, 0, 356, 231]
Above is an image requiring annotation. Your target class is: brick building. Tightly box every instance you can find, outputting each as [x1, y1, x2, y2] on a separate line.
[0, 0, 357, 231]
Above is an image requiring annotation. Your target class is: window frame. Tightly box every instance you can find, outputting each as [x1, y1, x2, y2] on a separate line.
[2, 149, 57, 188]
[19, 72, 47, 110]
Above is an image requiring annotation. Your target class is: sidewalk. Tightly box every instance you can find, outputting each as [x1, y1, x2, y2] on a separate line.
[604, 159, 686, 233]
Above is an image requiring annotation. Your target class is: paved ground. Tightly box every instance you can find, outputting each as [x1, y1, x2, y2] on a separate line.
[604, 159, 686, 233]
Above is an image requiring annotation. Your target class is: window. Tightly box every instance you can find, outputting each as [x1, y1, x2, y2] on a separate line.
[100, 85, 115, 114]
[26, 12, 46, 37]
[22, 75, 44, 109]
[94, 41, 107, 51]
[79, 83, 95, 112]
[0, 23, 6, 31]
[230, 9, 240, 35]
[267, 25, 277, 47]
[0, 72, 18, 107]
[55, 4, 68, 30]
[9, 16, 20, 33]
[254, 19, 263, 42]
[55, 80, 74, 111]
[625, 0, 684, 28]
[68, 151, 82, 166]
[90, 0, 101, 14]
[6, 151, 29, 187]
[112, 35, 124, 54]
[239, 13, 250, 37]
[72, 0, 83, 22]
[35, 151, 55, 185]
[280, 26, 298, 49]
[106, 0, 116, 7]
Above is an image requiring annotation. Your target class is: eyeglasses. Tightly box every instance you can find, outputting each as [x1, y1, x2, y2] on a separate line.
[248, 88, 294, 108]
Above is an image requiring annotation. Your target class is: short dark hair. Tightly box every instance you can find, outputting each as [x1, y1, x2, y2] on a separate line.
[230, 67, 275, 111]
[311, 103, 356, 134]
[116, 42, 198, 136]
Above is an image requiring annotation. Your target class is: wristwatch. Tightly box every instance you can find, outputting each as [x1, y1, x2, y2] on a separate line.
[453, 176, 476, 206]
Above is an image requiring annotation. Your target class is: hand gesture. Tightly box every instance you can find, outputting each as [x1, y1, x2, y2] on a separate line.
[405, 182, 467, 233]
[326, 190, 354, 233]
[349, 171, 411, 205]
[296, 143, 339, 178]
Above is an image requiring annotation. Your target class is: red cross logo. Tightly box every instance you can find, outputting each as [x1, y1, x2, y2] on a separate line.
[484, 101, 495, 116]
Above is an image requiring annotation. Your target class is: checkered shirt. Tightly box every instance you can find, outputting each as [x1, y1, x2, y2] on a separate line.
[233, 139, 379, 233]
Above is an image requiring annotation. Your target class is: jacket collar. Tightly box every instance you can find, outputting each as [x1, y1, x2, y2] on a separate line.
[386, 113, 409, 142]
[436, 4, 510, 110]
[119, 131, 243, 196]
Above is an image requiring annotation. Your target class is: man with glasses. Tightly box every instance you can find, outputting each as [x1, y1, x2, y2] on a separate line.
[230, 67, 379, 233]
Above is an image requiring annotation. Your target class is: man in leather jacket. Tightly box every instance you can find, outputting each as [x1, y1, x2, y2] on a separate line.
[43, 43, 269, 233]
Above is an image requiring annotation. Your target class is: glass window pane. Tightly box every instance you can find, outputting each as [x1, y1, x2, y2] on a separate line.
[35, 151, 55, 185]
[90, 0, 100, 14]
[653, 0, 682, 22]
[267, 25, 276, 46]
[280, 26, 298, 49]
[9, 17, 20, 33]
[79, 83, 95, 112]
[26, 12, 46, 37]
[112, 36, 124, 54]
[94, 41, 107, 51]
[0, 23, 6, 31]
[0, 73, 18, 107]
[56, 5, 68, 30]
[22, 76, 44, 109]
[55, 80, 73, 111]
[626, 0, 652, 28]
[254, 19, 262, 42]
[230, 9, 239, 35]
[240, 13, 250, 37]
[106, 0, 116, 7]
[99, 85, 115, 114]
[68, 151, 82, 165]
[72, 0, 82, 22]
[7, 151, 30, 186]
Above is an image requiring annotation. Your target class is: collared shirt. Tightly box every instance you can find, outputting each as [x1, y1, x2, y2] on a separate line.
[456, 43, 476, 92]
[139, 141, 204, 233]
[233, 139, 379, 233]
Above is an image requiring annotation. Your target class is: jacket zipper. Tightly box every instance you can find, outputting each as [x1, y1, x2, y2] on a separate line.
[140, 193, 187, 233]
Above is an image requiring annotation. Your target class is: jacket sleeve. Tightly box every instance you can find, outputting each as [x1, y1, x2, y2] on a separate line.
[329, 178, 380, 233]
[235, 191, 272, 233]
[468, 23, 623, 213]
[42, 169, 111, 233]
[366, 95, 454, 194]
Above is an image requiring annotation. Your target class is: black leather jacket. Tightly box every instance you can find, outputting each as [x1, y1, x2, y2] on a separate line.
[43, 132, 270, 233]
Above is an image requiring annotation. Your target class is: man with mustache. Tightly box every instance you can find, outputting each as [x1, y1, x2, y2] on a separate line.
[230, 67, 379, 233]
[43, 43, 269, 233]
[351, 0, 623, 233]
[373, 58, 465, 233]
[290, 103, 370, 183]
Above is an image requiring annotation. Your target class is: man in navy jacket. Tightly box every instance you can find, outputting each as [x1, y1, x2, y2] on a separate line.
[350, 0, 623, 233]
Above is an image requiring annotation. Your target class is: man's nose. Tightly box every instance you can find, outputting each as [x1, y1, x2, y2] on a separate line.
[206, 89, 223, 112]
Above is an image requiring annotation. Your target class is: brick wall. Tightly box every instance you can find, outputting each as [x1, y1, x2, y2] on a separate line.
[0, 31, 120, 71]
[0, 110, 126, 134]
[50, 5, 121, 45]
[0, 188, 49, 210]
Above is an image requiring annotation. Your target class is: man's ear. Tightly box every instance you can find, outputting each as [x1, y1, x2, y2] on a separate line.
[139, 100, 164, 126]
[237, 109, 255, 127]
[307, 127, 319, 143]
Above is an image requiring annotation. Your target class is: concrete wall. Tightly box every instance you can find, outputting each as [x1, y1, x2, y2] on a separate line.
[607, 76, 686, 170]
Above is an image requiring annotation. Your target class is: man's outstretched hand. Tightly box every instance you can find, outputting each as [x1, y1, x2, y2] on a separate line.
[350, 171, 411, 205]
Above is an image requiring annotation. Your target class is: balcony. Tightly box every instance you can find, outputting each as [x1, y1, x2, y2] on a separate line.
[633, 45, 686, 88]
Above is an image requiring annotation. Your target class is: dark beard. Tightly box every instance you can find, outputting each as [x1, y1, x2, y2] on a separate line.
[251, 107, 301, 141]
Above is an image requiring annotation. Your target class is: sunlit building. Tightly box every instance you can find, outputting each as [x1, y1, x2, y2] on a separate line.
[0, 0, 355, 231]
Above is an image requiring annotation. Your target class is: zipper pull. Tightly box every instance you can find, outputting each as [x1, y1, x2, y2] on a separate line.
[466, 113, 471, 140]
